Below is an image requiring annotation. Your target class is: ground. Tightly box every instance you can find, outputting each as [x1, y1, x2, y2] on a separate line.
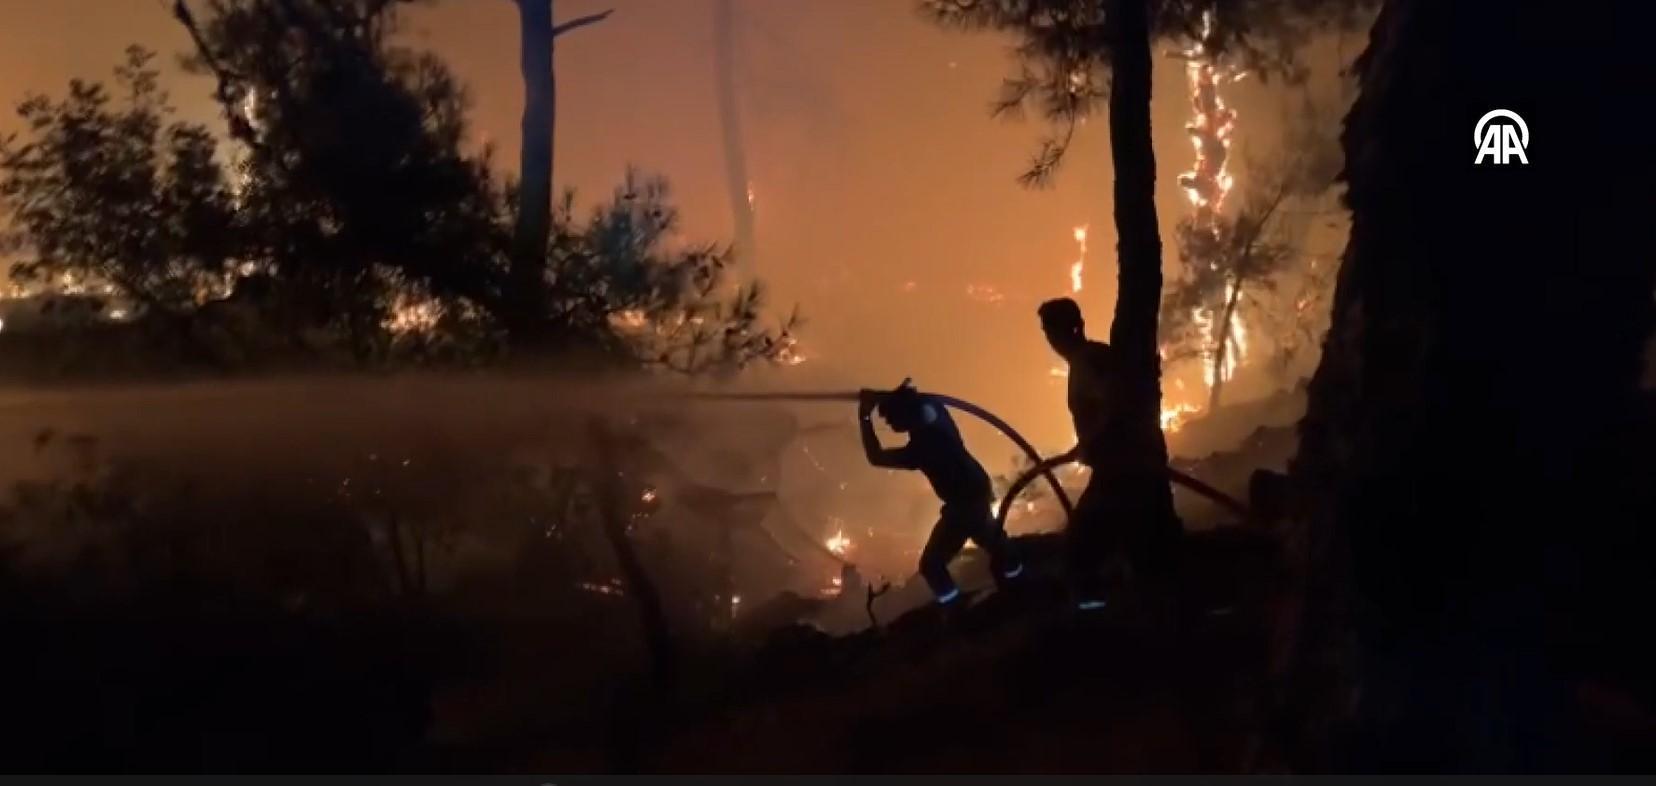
[646, 529, 1286, 773]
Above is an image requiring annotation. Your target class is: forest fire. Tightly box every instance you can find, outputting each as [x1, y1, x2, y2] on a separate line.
[1160, 402, 1200, 433]
[0, 0, 1623, 775]
[1173, 9, 1251, 397]
[1175, 12, 1238, 220]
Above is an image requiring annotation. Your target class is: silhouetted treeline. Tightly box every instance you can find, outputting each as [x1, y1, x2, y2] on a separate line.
[0, 0, 797, 378]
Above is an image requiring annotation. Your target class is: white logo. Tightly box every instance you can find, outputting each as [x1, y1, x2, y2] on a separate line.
[1474, 109, 1529, 165]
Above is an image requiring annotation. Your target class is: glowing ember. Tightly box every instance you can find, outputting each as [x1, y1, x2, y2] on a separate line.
[610, 309, 649, 331]
[1160, 402, 1200, 433]
[240, 90, 261, 133]
[966, 283, 1007, 305]
[825, 528, 853, 557]
[578, 581, 625, 597]
[640, 487, 659, 504]
[385, 294, 443, 335]
[775, 333, 808, 365]
[1069, 224, 1089, 293]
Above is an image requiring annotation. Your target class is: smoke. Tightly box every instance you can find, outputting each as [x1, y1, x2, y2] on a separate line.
[0, 372, 950, 610]
[713, 0, 759, 279]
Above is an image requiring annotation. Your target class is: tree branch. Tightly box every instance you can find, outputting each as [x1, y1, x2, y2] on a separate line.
[553, 9, 613, 37]
[171, 0, 262, 149]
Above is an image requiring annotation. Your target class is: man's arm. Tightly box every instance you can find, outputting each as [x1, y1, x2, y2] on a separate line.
[859, 391, 913, 469]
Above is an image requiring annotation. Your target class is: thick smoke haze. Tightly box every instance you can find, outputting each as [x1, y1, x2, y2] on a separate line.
[0, 0, 1354, 460]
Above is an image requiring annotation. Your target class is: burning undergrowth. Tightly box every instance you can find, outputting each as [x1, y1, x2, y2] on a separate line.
[0, 371, 1312, 770]
[0, 372, 939, 768]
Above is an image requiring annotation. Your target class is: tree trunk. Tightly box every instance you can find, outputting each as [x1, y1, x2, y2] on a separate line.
[587, 419, 675, 772]
[512, 0, 555, 307]
[713, 0, 758, 279]
[1208, 277, 1244, 412]
[594, 468, 673, 695]
[1106, 0, 1169, 448]
[1281, 0, 1654, 769]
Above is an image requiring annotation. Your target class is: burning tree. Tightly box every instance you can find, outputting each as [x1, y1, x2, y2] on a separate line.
[924, 0, 1372, 431]
[1159, 92, 1345, 411]
[170, 0, 510, 356]
[1159, 15, 1353, 412]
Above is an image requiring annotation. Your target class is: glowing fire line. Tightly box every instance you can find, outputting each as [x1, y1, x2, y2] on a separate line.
[1069, 225, 1088, 294]
[1173, 10, 1248, 401]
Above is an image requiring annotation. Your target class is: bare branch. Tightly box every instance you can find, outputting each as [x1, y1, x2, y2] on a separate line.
[171, 0, 262, 150]
[553, 9, 613, 37]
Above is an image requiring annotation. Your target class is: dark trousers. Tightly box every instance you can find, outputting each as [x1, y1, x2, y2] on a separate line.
[918, 500, 1021, 600]
[1067, 468, 1181, 602]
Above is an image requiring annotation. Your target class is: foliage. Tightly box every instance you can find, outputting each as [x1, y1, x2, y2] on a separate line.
[0, 47, 242, 316]
[0, 1, 798, 375]
[173, 0, 509, 349]
[919, 0, 1375, 185]
[546, 171, 803, 375]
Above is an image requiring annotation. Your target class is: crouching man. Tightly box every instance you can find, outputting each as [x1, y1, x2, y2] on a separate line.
[859, 381, 1024, 607]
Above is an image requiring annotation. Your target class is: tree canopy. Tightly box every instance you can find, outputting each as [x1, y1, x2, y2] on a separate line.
[921, 0, 1373, 185]
[0, 1, 798, 376]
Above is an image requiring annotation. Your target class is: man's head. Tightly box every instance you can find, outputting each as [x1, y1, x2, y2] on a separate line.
[1038, 297, 1087, 358]
[876, 381, 925, 433]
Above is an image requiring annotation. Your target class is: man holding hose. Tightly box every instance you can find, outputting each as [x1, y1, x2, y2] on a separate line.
[859, 380, 1024, 608]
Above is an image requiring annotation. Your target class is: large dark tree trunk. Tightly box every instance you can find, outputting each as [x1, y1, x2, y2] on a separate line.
[512, 0, 555, 309]
[713, 0, 758, 279]
[1282, 0, 1654, 770]
[1106, 0, 1171, 455]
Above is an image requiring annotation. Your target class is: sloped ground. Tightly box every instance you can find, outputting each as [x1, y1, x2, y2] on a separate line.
[651, 529, 1286, 773]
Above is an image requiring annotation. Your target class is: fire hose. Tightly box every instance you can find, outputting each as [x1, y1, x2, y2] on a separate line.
[685, 389, 1252, 527]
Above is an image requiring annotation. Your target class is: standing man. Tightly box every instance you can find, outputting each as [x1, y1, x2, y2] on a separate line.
[1039, 297, 1181, 610]
[859, 381, 1024, 608]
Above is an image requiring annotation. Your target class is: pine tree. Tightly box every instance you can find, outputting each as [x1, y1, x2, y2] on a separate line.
[509, 0, 612, 331]
[923, 0, 1373, 419]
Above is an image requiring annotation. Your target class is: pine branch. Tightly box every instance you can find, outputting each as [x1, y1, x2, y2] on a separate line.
[553, 9, 614, 37]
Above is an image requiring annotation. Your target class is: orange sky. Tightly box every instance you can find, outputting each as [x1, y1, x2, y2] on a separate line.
[0, 0, 1359, 455]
